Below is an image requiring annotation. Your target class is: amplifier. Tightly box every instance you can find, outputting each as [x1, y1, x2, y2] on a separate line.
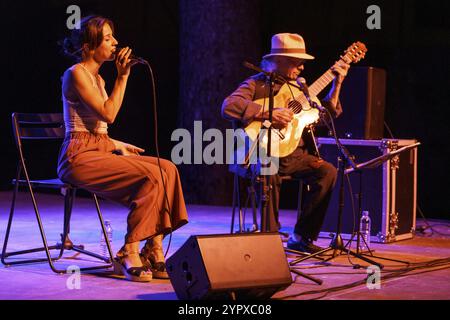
[336, 66, 386, 139]
[317, 138, 418, 243]
[166, 233, 292, 300]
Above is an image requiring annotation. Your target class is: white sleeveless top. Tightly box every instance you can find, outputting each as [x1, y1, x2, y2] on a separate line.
[62, 63, 108, 134]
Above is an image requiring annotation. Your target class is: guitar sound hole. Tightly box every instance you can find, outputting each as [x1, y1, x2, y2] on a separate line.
[288, 100, 302, 112]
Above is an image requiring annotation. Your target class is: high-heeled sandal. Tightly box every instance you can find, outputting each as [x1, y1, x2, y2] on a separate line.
[140, 235, 169, 279]
[114, 249, 153, 282]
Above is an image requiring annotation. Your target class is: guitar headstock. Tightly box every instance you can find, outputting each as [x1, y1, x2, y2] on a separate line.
[340, 41, 367, 64]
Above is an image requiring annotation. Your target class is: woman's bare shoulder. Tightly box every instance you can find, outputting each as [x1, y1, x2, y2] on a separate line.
[63, 64, 92, 87]
[64, 64, 82, 78]
[62, 65, 83, 98]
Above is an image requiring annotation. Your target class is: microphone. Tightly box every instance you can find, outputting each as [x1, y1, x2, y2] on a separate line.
[243, 61, 287, 84]
[114, 47, 146, 64]
[296, 77, 311, 96]
[296, 77, 326, 112]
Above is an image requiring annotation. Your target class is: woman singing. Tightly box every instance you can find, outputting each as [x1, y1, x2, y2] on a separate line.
[58, 15, 188, 282]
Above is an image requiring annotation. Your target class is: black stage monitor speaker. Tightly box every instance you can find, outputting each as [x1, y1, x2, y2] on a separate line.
[166, 233, 292, 300]
[335, 66, 386, 140]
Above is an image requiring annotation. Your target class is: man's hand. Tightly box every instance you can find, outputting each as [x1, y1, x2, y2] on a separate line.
[256, 107, 294, 129]
[331, 61, 350, 84]
[272, 108, 294, 128]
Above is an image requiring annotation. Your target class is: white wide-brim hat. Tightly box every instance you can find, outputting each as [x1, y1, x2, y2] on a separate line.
[263, 33, 315, 60]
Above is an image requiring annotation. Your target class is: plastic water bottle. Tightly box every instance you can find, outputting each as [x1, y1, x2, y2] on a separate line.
[100, 220, 113, 257]
[359, 211, 371, 251]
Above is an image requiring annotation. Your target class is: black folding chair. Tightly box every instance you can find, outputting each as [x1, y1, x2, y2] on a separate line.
[230, 168, 305, 237]
[1, 112, 114, 274]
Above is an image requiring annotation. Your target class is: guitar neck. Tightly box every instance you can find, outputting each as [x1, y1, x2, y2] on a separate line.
[287, 41, 367, 112]
[308, 69, 336, 97]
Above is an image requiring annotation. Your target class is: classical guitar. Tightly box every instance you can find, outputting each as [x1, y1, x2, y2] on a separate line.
[241, 41, 367, 159]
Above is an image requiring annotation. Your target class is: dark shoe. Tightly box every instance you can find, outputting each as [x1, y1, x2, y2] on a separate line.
[287, 237, 325, 254]
[279, 231, 290, 243]
[140, 235, 169, 279]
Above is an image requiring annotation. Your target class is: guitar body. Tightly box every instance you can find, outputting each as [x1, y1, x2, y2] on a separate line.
[243, 83, 320, 158]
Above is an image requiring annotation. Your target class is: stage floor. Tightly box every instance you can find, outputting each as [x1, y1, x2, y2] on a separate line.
[0, 190, 449, 300]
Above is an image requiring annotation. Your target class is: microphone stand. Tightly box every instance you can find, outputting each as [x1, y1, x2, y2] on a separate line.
[296, 80, 324, 158]
[289, 138, 384, 269]
[242, 62, 323, 285]
[259, 71, 275, 233]
[242, 62, 285, 232]
[343, 143, 419, 266]
[288, 81, 384, 270]
[297, 79, 326, 113]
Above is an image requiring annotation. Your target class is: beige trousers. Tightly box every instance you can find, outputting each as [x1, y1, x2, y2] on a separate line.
[57, 132, 188, 243]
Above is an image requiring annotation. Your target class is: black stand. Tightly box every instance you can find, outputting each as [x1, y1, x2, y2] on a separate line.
[263, 73, 322, 284]
[289, 141, 385, 269]
[237, 64, 322, 285]
[258, 73, 275, 233]
[353, 170, 375, 256]
[343, 142, 420, 266]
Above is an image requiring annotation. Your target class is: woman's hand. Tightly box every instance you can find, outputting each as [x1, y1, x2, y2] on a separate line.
[115, 47, 139, 78]
[118, 143, 145, 156]
[111, 139, 145, 156]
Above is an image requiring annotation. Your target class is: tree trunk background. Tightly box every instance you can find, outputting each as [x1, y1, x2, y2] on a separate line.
[179, 0, 262, 206]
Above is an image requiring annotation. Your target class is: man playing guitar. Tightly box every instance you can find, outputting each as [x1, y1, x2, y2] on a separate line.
[222, 33, 351, 253]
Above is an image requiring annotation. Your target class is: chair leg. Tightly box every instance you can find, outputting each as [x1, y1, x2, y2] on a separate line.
[60, 191, 113, 264]
[249, 178, 259, 232]
[1, 169, 21, 265]
[230, 174, 260, 233]
[59, 191, 113, 270]
[92, 194, 114, 263]
[297, 180, 304, 221]
[231, 173, 245, 233]
[1, 165, 67, 273]
[2, 176, 113, 273]
[231, 173, 237, 233]
[236, 175, 244, 232]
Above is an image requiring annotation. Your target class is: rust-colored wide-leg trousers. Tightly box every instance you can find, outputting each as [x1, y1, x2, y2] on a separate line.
[57, 132, 188, 243]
